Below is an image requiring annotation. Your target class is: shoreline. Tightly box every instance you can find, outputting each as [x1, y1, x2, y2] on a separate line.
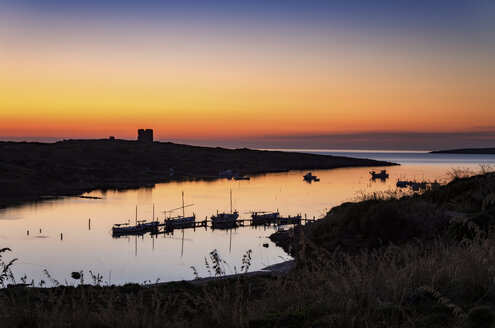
[431, 147, 495, 154]
[0, 139, 397, 209]
[156, 260, 296, 286]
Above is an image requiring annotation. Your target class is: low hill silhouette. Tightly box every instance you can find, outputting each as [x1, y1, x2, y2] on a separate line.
[0, 139, 395, 208]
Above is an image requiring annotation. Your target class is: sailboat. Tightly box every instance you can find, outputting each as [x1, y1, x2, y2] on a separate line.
[137, 204, 159, 231]
[164, 191, 196, 229]
[112, 206, 145, 236]
[211, 189, 239, 225]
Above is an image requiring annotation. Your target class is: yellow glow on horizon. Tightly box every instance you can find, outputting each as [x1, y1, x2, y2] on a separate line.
[1, 14, 494, 139]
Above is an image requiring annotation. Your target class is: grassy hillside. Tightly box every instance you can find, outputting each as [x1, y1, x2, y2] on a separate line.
[0, 139, 394, 208]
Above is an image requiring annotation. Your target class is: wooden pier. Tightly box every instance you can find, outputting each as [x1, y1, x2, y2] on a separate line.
[115, 214, 318, 238]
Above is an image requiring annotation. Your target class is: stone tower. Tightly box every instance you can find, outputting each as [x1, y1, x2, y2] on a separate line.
[137, 129, 153, 143]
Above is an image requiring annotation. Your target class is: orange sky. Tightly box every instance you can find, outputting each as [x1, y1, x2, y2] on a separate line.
[1, 9, 494, 144]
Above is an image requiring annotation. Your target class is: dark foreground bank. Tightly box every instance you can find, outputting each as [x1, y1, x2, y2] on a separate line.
[1, 171, 495, 327]
[0, 139, 395, 208]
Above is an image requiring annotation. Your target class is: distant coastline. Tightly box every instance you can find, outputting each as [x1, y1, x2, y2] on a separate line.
[0, 139, 396, 209]
[431, 147, 495, 154]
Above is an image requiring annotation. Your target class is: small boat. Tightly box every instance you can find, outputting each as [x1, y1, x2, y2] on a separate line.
[137, 220, 159, 231]
[211, 211, 239, 225]
[251, 211, 280, 225]
[164, 191, 196, 229]
[303, 172, 319, 181]
[211, 189, 239, 225]
[112, 223, 144, 235]
[165, 215, 195, 229]
[396, 180, 427, 191]
[112, 205, 146, 236]
[277, 214, 302, 225]
[370, 170, 389, 179]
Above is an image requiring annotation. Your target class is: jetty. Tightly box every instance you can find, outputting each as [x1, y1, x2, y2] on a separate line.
[113, 212, 314, 237]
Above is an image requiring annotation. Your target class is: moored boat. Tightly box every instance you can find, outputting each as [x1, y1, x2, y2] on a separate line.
[112, 205, 147, 236]
[303, 172, 319, 181]
[112, 223, 144, 235]
[211, 211, 239, 225]
[164, 191, 196, 229]
[137, 220, 159, 231]
[277, 214, 302, 225]
[165, 214, 196, 229]
[251, 211, 280, 225]
[370, 170, 389, 179]
[211, 189, 239, 226]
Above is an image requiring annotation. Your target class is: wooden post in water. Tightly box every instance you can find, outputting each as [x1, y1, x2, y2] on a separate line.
[60, 233, 63, 240]
[88, 218, 91, 230]
[27, 230, 29, 236]
[182, 191, 185, 218]
[181, 229, 184, 257]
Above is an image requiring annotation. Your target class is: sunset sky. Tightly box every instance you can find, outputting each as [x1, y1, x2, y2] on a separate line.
[1, 0, 494, 149]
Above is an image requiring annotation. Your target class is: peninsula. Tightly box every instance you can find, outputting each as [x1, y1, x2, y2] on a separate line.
[431, 147, 495, 154]
[0, 139, 395, 208]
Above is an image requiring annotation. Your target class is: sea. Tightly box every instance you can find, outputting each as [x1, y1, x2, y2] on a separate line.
[1, 150, 494, 285]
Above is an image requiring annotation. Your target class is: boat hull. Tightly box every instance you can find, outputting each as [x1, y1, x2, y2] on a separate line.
[211, 212, 239, 225]
[112, 226, 145, 237]
[165, 215, 196, 229]
[251, 212, 280, 225]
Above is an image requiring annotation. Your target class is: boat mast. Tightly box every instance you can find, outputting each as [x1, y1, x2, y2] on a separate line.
[182, 191, 185, 218]
[230, 189, 233, 214]
[135, 205, 137, 226]
[153, 204, 155, 222]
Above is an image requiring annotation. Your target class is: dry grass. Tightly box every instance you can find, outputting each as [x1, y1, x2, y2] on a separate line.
[1, 232, 495, 327]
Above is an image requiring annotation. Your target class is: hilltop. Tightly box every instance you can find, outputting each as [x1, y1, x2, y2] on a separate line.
[0, 139, 395, 208]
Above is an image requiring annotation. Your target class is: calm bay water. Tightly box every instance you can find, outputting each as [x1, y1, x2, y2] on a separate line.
[1, 150, 494, 285]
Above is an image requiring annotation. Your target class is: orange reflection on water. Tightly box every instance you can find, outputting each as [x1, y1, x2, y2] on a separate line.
[0, 162, 485, 285]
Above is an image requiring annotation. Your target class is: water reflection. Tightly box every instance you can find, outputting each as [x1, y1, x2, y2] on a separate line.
[0, 152, 494, 285]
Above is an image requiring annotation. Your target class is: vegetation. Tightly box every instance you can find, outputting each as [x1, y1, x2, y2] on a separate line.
[2, 171, 495, 327]
[0, 139, 393, 208]
[303, 168, 495, 254]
